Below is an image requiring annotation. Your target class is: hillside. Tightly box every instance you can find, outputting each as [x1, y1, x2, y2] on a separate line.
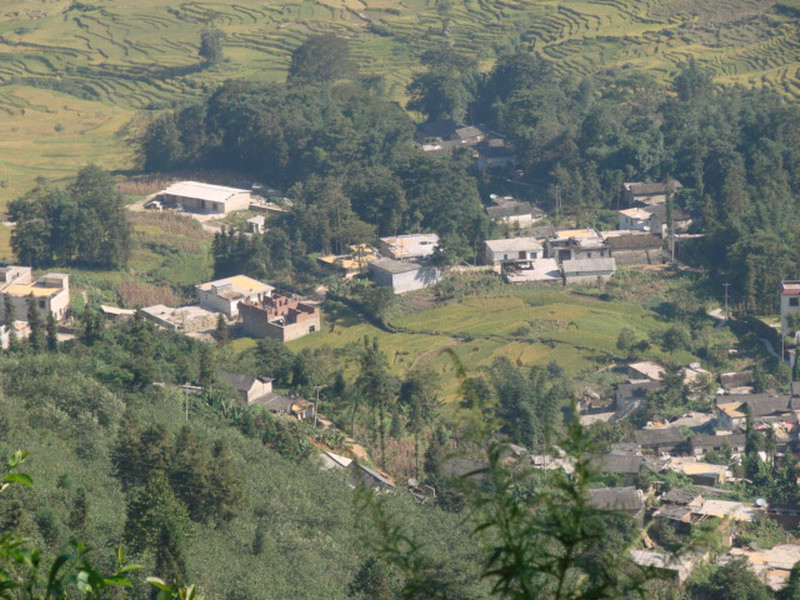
[0, 327, 487, 600]
[1, 0, 799, 206]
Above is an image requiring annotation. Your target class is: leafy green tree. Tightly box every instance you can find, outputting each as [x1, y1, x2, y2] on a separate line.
[124, 471, 191, 555]
[361, 417, 651, 600]
[356, 337, 396, 468]
[288, 34, 356, 84]
[254, 338, 295, 385]
[9, 165, 131, 269]
[689, 558, 773, 600]
[199, 27, 224, 66]
[407, 47, 479, 123]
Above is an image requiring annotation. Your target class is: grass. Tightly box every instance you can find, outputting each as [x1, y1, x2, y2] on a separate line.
[285, 283, 699, 405]
[0, 0, 797, 216]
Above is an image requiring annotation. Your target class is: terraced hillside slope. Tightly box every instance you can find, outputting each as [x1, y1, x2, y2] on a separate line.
[0, 0, 799, 206]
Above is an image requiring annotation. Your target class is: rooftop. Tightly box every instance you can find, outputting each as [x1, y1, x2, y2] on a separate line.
[623, 180, 683, 195]
[587, 486, 643, 512]
[556, 228, 600, 240]
[485, 237, 543, 253]
[368, 257, 425, 275]
[379, 233, 440, 259]
[196, 275, 274, 297]
[632, 428, 687, 446]
[486, 202, 533, 219]
[628, 360, 665, 381]
[561, 257, 617, 273]
[5, 273, 69, 298]
[781, 281, 800, 295]
[162, 181, 249, 203]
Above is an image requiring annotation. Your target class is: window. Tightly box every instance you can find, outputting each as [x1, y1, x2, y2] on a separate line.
[38, 300, 46, 309]
[518, 251, 526, 259]
[791, 297, 800, 307]
[587, 252, 592, 258]
[309, 325, 316, 332]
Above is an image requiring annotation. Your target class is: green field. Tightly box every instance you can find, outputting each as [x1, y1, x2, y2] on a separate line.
[1, 0, 799, 210]
[282, 286, 697, 409]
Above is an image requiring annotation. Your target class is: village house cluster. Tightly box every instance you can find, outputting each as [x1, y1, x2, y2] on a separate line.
[565, 357, 800, 589]
[128, 274, 321, 342]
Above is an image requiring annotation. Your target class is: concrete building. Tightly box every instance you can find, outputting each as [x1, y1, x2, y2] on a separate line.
[0, 267, 70, 321]
[367, 258, 441, 294]
[604, 233, 664, 266]
[155, 181, 253, 215]
[781, 281, 800, 334]
[378, 234, 440, 260]
[238, 293, 320, 342]
[545, 229, 608, 263]
[562, 257, 616, 284]
[484, 195, 542, 227]
[246, 215, 266, 234]
[219, 372, 274, 405]
[483, 237, 542, 267]
[195, 275, 274, 318]
[141, 304, 218, 332]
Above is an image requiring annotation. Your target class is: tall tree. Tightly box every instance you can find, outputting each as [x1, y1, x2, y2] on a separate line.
[26, 296, 44, 353]
[356, 337, 395, 468]
[199, 27, 224, 66]
[288, 34, 356, 84]
[45, 312, 58, 352]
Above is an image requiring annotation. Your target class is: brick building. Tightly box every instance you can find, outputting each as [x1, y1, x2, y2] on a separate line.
[238, 293, 320, 342]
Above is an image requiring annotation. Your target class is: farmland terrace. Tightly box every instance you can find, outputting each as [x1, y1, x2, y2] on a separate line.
[0, 0, 798, 205]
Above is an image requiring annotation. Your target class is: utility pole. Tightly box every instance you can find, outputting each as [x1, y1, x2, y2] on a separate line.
[723, 282, 730, 322]
[553, 185, 562, 222]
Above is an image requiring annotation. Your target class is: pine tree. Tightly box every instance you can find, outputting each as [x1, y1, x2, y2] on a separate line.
[46, 312, 57, 352]
[26, 295, 44, 352]
[215, 313, 229, 345]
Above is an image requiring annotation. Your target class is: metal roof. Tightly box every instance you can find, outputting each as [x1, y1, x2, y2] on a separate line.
[162, 181, 249, 204]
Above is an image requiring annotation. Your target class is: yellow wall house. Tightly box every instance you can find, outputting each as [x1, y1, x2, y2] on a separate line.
[0, 267, 70, 321]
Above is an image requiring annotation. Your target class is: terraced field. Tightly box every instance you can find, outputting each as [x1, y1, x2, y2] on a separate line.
[0, 0, 798, 209]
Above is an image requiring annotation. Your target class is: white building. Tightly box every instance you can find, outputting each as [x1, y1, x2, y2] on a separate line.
[618, 207, 653, 231]
[483, 238, 543, 266]
[378, 234, 440, 260]
[367, 258, 441, 294]
[0, 267, 70, 321]
[156, 181, 253, 215]
[781, 281, 800, 334]
[195, 275, 274, 318]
